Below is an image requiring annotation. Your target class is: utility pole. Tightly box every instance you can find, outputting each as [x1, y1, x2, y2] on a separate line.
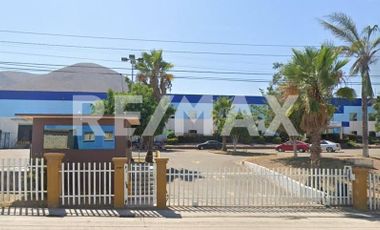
[121, 54, 139, 85]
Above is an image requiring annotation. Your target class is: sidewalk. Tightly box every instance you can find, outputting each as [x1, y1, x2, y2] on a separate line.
[0, 207, 379, 230]
[0, 206, 378, 219]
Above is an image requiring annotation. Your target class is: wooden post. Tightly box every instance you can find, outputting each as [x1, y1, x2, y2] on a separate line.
[112, 157, 128, 209]
[352, 167, 369, 211]
[155, 158, 169, 209]
[44, 153, 65, 208]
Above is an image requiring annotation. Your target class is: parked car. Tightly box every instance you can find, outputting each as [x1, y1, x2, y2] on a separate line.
[196, 140, 222, 150]
[275, 140, 309, 152]
[320, 140, 341, 152]
[132, 140, 166, 150]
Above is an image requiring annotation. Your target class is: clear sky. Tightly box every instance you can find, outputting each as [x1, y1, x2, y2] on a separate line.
[0, 0, 379, 96]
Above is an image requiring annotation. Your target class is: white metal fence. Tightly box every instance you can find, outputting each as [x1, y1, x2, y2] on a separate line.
[124, 163, 156, 207]
[60, 162, 114, 207]
[167, 167, 353, 207]
[369, 172, 380, 211]
[0, 158, 46, 206]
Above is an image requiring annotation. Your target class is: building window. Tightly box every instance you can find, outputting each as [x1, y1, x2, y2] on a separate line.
[369, 113, 376, 121]
[104, 132, 114, 141]
[17, 125, 32, 144]
[349, 113, 358, 121]
[84, 132, 95, 141]
[351, 131, 358, 136]
[189, 130, 197, 134]
[369, 131, 376, 137]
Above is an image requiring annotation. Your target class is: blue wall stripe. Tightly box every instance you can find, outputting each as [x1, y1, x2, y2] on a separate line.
[0, 90, 365, 107]
[0, 90, 107, 101]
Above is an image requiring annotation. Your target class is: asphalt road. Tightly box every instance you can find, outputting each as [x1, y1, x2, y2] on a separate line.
[1, 148, 380, 169]
[0, 215, 379, 230]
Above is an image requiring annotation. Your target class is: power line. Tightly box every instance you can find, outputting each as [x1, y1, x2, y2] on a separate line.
[0, 61, 280, 76]
[0, 65, 378, 85]
[2, 39, 378, 59]
[0, 40, 292, 57]
[2, 60, 380, 77]
[0, 29, 315, 48]
[0, 50, 275, 73]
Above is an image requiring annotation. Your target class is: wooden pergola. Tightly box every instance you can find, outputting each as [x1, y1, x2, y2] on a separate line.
[16, 114, 139, 162]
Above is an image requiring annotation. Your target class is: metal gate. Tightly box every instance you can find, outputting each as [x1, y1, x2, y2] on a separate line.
[124, 163, 156, 207]
[167, 166, 353, 207]
[60, 162, 114, 207]
[369, 171, 380, 210]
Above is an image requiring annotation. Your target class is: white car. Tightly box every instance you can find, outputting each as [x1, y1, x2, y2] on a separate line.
[320, 140, 341, 152]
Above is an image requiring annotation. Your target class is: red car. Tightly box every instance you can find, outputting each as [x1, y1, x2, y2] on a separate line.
[275, 140, 309, 152]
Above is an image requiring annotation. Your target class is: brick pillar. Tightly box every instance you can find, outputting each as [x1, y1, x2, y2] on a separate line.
[155, 158, 169, 209]
[112, 157, 128, 209]
[352, 167, 369, 211]
[44, 153, 65, 208]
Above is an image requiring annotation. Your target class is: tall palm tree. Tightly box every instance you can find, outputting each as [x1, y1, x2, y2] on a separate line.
[135, 50, 174, 158]
[213, 97, 233, 151]
[320, 13, 380, 157]
[136, 49, 174, 102]
[279, 46, 355, 167]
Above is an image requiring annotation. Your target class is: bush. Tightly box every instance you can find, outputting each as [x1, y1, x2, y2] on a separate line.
[272, 136, 282, 144]
[341, 140, 357, 149]
[177, 135, 217, 143]
[369, 136, 380, 144]
[166, 137, 178, 145]
[167, 130, 176, 139]
[253, 135, 266, 144]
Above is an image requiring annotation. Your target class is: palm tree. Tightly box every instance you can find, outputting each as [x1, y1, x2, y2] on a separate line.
[134, 50, 174, 159]
[213, 97, 233, 151]
[136, 49, 174, 102]
[320, 12, 380, 157]
[279, 46, 355, 167]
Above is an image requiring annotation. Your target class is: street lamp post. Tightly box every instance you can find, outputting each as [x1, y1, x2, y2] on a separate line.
[121, 54, 137, 83]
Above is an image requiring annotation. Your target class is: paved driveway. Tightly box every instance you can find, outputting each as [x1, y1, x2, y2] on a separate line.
[159, 149, 247, 170]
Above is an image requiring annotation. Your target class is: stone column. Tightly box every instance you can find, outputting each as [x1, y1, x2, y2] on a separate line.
[352, 167, 369, 211]
[112, 157, 128, 209]
[155, 158, 169, 209]
[44, 153, 65, 208]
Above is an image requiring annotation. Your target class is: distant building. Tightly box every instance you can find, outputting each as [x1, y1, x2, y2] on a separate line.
[0, 63, 378, 149]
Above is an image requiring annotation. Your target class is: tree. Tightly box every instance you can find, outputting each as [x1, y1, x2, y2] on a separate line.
[321, 12, 380, 157]
[226, 112, 251, 152]
[278, 46, 355, 167]
[136, 50, 174, 102]
[134, 50, 174, 159]
[92, 84, 175, 161]
[257, 66, 306, 158]
[92, 89, 115, 115]
[374, 96, 380, 132]
[213, 97, 233, 151]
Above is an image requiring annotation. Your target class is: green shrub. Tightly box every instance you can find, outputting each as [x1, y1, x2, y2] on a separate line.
[166, 137, 178, 145]
[254, 135, 266, 144]
[342, 140, 357, 148]
[177, 135, 215, 143]
[272, 136, 282, 144]
[166, 130, 176, 139]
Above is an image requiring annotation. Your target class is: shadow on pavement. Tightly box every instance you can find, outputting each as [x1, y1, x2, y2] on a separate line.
[0, 207, 182, 218]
